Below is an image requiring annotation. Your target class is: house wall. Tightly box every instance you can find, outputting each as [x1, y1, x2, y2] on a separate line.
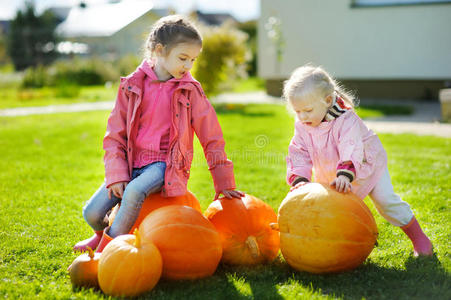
[69, 12, 159, 58]
[258, 0, 451, 99]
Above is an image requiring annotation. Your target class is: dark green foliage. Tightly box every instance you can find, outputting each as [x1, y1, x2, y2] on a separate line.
[238, 20, 257, 76]
[7, 2, 59, 70]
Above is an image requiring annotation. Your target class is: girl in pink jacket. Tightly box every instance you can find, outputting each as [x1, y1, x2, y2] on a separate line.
[284, 65, 432, 256]
[73, 15, 243, 253]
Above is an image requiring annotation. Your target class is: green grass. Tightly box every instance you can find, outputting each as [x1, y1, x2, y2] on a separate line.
[231, 77, 265, 93]
[0, 84, 118, 109]
[0, 104, 449, 299]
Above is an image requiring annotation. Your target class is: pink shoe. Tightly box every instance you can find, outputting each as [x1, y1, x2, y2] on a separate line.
[401, 216, 433, 256]
[73, 230, 103, 252]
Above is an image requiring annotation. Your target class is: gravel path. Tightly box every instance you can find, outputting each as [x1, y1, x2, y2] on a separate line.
[1, 92, 450, 138]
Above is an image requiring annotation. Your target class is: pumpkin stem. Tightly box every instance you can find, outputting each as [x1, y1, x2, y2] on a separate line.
[245, 236, 260, 259]
[269, 223, 279, 231]
[86, 246, 94, 259]
[133, 228, 141, 248]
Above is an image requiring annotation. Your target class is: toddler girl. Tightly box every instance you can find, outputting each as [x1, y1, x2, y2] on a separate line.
[74, 15, 243, 253]
[284, 65, 432, 256]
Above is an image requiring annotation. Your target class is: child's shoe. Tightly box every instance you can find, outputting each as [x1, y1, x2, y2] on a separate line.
[73, 230, 103, 252]
[401, 216, 433, 256]
[95, 226, 113, 253]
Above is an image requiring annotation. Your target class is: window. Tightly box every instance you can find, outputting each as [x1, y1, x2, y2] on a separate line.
[352, 0, 451, 7]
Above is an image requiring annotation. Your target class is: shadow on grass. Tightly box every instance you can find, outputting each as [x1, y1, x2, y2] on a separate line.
[76, 255, 449, 299]
[258, 254, 450, 300]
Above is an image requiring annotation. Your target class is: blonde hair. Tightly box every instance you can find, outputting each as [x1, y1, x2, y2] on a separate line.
[283, 64, 356, 109]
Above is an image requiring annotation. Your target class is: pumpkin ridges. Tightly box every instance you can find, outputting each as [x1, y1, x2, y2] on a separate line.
[278, 183, 378, 273]
[138, 205, 222, 280]
[98, 232, 162, 296]
[205, 195, 280, 265]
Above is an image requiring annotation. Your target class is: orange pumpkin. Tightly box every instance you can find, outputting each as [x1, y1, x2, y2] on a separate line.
[98, 229, 162, 297]
[204, 194, 279, 265]
[274, 183, 378, 274]
[139, 205, 222, 280]
[68, 246, 100, 288]
[108, 190, 201, 233]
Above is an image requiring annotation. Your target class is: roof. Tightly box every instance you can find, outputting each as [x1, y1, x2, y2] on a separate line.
[56, 1, 155, 38]
[195, 10, 237, 26]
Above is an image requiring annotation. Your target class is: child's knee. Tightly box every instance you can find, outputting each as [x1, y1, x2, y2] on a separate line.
[122, 185, 147, 206]
[83, 206, 106, 228]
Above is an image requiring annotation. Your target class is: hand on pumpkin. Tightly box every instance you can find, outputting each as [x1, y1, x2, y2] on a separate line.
[331, 175, 352, 193]
[215, 189, 245, 200]
[108, 181, 128, 199]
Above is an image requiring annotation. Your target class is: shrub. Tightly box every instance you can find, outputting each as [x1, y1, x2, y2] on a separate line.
[50, 58, 118, 86]
[192, 22, 249, 96]
[21, 57, 120, 88]
[115, 54, 141, 76]
[22, 65, 49, 88]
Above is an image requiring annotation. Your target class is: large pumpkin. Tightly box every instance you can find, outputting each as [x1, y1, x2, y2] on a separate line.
[108, 190, 201, 233]
[98, 229, 162, 297]
[275, 183, 378, 274]
[204, 194, 279, 265]
[139, 205, 222, 280]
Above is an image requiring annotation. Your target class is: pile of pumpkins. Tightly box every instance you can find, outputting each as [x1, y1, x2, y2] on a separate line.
[68, 183, 378, 297]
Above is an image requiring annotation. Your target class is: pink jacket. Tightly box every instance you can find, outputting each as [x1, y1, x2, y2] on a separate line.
[286, 110, 387, 199]
[103, 61, 236, 197]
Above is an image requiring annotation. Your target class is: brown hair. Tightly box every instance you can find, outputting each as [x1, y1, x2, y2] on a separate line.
[144, 15, 202, 59]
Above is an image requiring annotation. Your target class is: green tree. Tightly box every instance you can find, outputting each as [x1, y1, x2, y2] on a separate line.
[7, 2, 59, 70]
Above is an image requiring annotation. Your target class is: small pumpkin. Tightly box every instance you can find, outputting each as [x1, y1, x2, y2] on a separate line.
[204, 194, 279, 265]
[68, 246, 100, 288]
[98, 229, 162, 297]
[274, 183, 378, 274]
[139, 205, 222, 280]
[108, 190, 201, 233]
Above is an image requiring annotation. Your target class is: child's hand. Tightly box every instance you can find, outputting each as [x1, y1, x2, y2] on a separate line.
[215, 189, 245, 200]
[108, 182, 128, 199]
[330, 175, 352, 193]
[290, 181, 308, 192]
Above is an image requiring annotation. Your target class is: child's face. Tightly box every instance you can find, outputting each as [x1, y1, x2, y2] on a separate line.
[290, 95, 332, 127]
[156, 42, 202, 79]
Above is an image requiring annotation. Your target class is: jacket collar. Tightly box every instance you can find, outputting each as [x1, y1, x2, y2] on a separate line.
[324, 95, 351, 121]
[124, 59, 200, 91]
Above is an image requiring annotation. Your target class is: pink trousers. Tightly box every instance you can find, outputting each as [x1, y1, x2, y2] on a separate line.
[368, 167, 414, 227]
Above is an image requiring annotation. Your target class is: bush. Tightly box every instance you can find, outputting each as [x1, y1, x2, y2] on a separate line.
[21, 57, 120, 88]
[50, 58, 118, 86]
[115, 54, 141, 76]
[192, 22, 249, 96]
[22, 65, 49, 88]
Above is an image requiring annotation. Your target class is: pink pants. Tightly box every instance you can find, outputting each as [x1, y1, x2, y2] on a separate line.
[369, 167, 414, 227]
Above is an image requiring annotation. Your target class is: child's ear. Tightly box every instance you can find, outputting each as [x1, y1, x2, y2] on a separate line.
[325, 95, 333, 106]
[154, 43, 165, 57]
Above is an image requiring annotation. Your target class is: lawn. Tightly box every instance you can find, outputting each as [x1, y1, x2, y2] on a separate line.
[0, 104, 449, 299]
[0, 84, 118, 109]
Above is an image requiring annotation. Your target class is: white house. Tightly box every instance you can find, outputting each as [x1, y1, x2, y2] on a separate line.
[56, 1, 168, 58]
[258, 0, 451, 99]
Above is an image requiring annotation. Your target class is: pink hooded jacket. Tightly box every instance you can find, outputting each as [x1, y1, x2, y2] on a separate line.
[286, 110, 387, 199]
[103, 61, 236, 197]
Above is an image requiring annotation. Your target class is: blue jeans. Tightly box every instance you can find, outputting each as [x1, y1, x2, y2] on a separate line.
[82, 161, 166, 237]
